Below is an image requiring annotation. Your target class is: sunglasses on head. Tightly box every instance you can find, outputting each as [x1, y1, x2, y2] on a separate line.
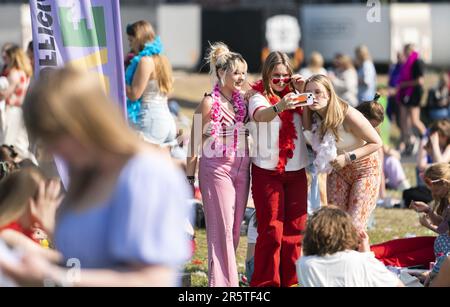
[431, 179, 449, 186]
[271, 77, 291, 85]
[425, 178, 449, 187]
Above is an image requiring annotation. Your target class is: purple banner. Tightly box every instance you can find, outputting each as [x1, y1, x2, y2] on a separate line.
[29, 0, 126, 112]
[29, 0, 126, 187]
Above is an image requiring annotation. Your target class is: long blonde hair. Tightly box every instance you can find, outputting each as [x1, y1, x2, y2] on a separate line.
[424, 163, 450, 216]
[5, 45, 33, 77]
[261, 51, 293, 98]
[304, 74, 349, 141]
[23, 67, 141, 201]
[127, 20, 173, 95]
[205, 42, 247, 85]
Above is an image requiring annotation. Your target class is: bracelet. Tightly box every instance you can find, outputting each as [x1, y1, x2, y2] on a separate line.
[272, 105, 279, 114]
[187, 176, 195, 184]
[344, 152, 351, 164]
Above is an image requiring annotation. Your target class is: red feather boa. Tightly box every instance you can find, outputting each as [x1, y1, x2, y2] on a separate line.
[251, 80, 303, 173]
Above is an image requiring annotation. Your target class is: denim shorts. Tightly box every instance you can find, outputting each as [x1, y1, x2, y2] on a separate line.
[137, 103, 176, 145]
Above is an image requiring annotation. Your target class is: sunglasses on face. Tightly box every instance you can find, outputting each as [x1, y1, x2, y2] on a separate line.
[271, 77, 291, 85]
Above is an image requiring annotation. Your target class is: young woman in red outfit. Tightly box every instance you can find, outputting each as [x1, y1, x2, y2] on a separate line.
[248, 52, 308, 287]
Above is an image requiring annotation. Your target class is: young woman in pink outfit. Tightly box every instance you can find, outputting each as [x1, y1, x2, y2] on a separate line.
[186, 42, 250, 287]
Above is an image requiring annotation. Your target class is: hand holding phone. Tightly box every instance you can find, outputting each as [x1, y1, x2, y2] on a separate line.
[292, 92, 314, 107]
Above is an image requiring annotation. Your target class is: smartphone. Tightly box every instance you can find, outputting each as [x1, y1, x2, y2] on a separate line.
[292, 92, 314, 107]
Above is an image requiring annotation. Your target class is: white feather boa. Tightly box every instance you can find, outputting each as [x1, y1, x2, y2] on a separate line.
[310, 114, 337, 174]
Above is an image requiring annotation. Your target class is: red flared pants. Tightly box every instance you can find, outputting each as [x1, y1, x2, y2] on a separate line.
[250, 165, 308, 287]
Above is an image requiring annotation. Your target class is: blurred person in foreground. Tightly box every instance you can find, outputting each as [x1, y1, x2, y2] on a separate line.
[0, 67, 191, 287]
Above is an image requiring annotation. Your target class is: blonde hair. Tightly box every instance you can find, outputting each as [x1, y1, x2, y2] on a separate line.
[424, 163, 450, 216]
[340, 55, 355, 70]
[127, 20, 155, 52]
[355, 45, 372, 62]
[5, 45, 33, 77]
[1, 42, 16, 53]
[261, 51, 293, 97]
[206, 42, 247, 86]
[152, 54, 173, 95]
[303, 206, 360, 256]
[0, 167, 45, 227]
[308, 51, 324, 70]
[23, 67, 141, 201]
[304, 74, 349, 141]
[127, 20, 173, 95]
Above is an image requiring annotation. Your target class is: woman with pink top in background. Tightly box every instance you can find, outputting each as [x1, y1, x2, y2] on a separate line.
[186, 42, 250, 287]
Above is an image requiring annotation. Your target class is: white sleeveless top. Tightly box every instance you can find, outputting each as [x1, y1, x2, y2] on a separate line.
[335, 124, 365, 154]
[141, 79, 168, 105]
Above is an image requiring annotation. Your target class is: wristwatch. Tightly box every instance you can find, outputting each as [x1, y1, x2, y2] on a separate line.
[187, 176, 195, 185]
[272, 105, 280, 113]
[349, 152, 357, 162]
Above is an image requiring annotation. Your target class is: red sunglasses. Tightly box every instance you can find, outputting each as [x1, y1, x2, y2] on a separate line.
[271, 77, 291, 84]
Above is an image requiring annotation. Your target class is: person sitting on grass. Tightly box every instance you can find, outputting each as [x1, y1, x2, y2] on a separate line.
[409, 162, 450, 285]
[296, 206, 403, 287]
[402, 119, 450, 208]
[370, 163, 450, 272]
[430, 255, 450, 287]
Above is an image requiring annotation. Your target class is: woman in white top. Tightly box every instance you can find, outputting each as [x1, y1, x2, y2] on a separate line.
[355, 45, 377, 103]
[303, 74, 382, 231]
[297, 207, 403, 287]
[330, 54, 358, 107]
[248, 51, 309, 287]
[126, 21, 176, 146]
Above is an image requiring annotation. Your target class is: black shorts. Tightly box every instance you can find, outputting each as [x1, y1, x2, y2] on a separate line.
[400, 87, 423, 108]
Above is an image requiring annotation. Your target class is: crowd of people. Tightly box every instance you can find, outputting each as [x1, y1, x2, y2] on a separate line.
[0, 19, 449, 287]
